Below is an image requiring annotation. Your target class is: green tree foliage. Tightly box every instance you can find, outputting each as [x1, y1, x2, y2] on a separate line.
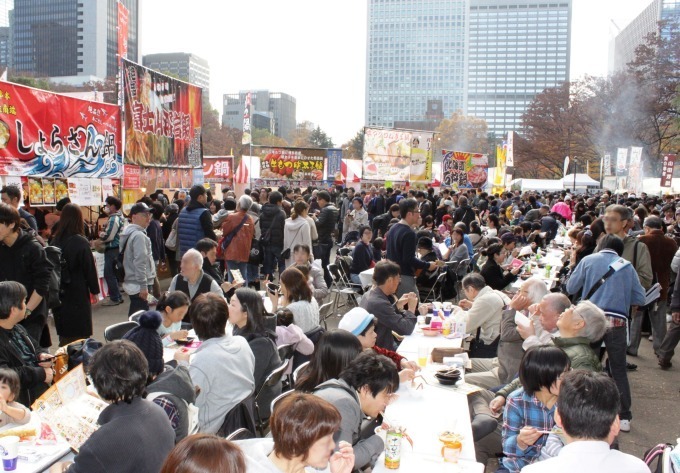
[341, 129, 365, 159]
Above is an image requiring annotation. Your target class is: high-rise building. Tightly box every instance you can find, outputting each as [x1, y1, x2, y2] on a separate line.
[142, 52, 210, 91]
[610, 0, 680, 73]
[10, 0, 139, 79]
[222, 90, 296, 141]
[365, 0, 468, 128]
[467, 0, 572, 137]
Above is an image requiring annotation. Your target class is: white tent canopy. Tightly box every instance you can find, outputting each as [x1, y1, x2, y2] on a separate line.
[510, 178, 564, 192]
[561, 173, 600, 187]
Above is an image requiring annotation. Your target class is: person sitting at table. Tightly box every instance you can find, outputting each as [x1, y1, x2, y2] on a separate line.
[415, 237, 440, 296]
[500, 345, 571, 473]
[0, 281, 53, 407]
[195, 238, 241, 296]
[521, 371, 650, 473]
[349, 226, 375, 286]
[458, 273, 510, 359]
[275, 308, 314, 372]
[0, 368, 30, 427]
[155, 291, 190, 342]
[160, 434, 246, 473]
[527, 222, 545, 249]
[269, 267, 320, 333]
[228, 287, 282, 420]
[238, 392, 355, 473]
[444, 228, 470, 277]
[359, 260, 418, 351]
[338, 307, 418, 383]
[480, 243, 521, 291]
[51, 340, 175, 473]
[295, 329, 363, 393]
[169, 249, 224, 312]
[291, 244, 328, 304]
[174, 293, 255, 435]
[313, 351, 400, 471]
[122, 310, 198, 443]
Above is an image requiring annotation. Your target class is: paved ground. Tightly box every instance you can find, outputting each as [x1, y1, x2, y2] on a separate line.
[46, 277, 680, 466]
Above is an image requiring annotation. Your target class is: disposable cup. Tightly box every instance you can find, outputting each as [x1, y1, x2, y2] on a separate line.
[0, 436, 19, 471]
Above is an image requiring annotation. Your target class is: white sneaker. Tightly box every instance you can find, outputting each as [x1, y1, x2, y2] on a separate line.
[619, 419, 631, 432]
[648, 335, 653, 341]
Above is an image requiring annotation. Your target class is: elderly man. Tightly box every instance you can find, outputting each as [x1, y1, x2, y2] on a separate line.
[169, 249, 223, 313]
[221, 195, 255, 283]
[465, 278, 548, 389]
[458, 273, 511, 359]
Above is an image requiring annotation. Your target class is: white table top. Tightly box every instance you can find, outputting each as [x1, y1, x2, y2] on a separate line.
[396, 328, 463, 356]
[359, 268, 374, 289]
[0, 415, 72, 473]
[371, 332, 482, 471]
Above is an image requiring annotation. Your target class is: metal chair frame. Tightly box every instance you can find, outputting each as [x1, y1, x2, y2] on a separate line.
[225, 427, 255, 441]
[104, 321, 139, 342]
[254, 359, 291, 436]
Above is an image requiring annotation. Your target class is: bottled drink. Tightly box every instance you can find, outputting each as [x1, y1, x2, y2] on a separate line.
[384, 429, 403, 469]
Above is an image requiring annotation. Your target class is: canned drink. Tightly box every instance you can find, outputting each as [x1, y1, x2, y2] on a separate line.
[384, 429, 403, 469]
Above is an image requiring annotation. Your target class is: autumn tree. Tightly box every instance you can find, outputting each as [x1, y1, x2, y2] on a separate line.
[341, 129, 364, 159]
[252, 128, 288, 147]
[435, 111, 491, 156]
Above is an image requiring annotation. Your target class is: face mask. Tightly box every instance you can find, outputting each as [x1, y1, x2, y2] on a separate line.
[103, 206, 110, 214]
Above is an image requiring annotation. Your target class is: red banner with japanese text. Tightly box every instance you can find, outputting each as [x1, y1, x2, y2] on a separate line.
[203, 156, 234, 187]
[122, 59, 202, 168]
[256, 147, 325, 181]
[661, 154, 676, 188]
[117, 2, 129, 60]
[0, 80, 121, 177]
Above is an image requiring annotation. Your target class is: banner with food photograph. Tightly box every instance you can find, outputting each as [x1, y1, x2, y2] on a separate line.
[122, 59, 202, 168]
[257, 147, 325, 181]
[362, 128, 412, 181]
[409, 133, 433, 182]
[0, 80, 121, 178]
[441, 150, 489, 189]
[203, 156, 234, 186]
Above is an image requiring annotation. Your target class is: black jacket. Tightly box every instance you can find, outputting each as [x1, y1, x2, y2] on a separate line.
[316, 204, 339, 242]
[481, 259, 517, 291]
[259, 203, 286, 246]
[453, 205, 476, 229]
[0, 325, 48, 406]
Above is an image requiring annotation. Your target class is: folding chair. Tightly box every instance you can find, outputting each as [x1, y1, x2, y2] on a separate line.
[421, 271, 447, 303]
[292, 361, 310, 386]
[128, 310, 144, 324]
[319, 301, 336, 330]
[277, 343, 296, 362]
[104, 321, 139, 342]
[225, 428, 255, 441]
[254, 359, 291, 436]
[270, 389, 295, 416]
[327, 263, 361, 312]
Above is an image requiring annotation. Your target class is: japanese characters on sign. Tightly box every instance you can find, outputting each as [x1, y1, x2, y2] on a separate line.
[326, 148, 343, 183]
[441, 150, 488, 189]
[409, 133, 433, 182]
[122, 59, 202, 168]
[242, 92, 251, 145]
[362, 127, 412, 181]
[117, 2, 129, 61]
[203, 156, 234, 186]
[257, 147, 325, 181]
[661, 154, 676, 188]
[0, 80, 121, 178]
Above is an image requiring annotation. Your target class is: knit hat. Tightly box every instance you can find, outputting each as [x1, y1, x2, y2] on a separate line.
[338, 307, 375, 336]
[123, 311, 164, 375]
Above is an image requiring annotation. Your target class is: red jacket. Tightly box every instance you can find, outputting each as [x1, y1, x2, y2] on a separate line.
[221, 210, 254, 263]
[372, 345, 404, 368]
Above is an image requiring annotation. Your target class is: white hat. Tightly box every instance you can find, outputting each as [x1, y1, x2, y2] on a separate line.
[338, 307, 375, 336]
[443, 199, 454, 206]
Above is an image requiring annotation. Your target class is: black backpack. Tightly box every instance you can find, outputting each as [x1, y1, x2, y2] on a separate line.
[44, 245, 67, 310]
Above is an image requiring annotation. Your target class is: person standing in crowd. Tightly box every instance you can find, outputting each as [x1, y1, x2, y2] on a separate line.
[260, 191, 287, 281]
[99, 196, 126, 305]
[174, 293, 255, 435]
[386, 198, 439, 297]
[283, 200, 312, 268]
[566, 234, 645, 433]
[367, 187, 386, 224]
[629, 216, 677, 357]
[0, 203, 51, 344]
[222, 195, 255, 283]
[120, 203, 156, 316]
[0, 185, 37, 232]
[147, 202, 166, 298]
[178, 185, 216, 258]
[453, 195, 476, 229]
[312, 191, 338, 286]
[50, 204, 100, 346]
[658, 263, 680, 369]
[360, 260, 418, 350]
[416, 191, 432, 220]
[342, 197, 369, 243]
[162, 203, 180, 276]
[51, 341, 175, 473]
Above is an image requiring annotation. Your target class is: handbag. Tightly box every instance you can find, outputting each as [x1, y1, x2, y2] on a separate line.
[165, 218, 179, 251]
[248, 219, 263, 265]
[468, 329, 500, 359]
[62, 338, 103, 371]
[281, 223, 304, 260]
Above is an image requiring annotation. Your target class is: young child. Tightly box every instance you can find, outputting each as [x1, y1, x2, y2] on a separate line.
[156, 291, 190, 343]
[0, 368, 31, 427]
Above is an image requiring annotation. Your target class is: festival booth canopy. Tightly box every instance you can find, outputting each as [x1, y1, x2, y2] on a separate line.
[561, 173, 600, 188]
[511, 178, 564, 192]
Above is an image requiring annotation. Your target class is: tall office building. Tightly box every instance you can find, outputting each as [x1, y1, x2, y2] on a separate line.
[468, 0, 572, 137]
[0, 0, 11, 69]
[143, 53, 210, 90]
[610, 0, 680, 73]
[222, 90, 296, 141]
[365, 0, 468, 128]
[10, 0, 139, 79]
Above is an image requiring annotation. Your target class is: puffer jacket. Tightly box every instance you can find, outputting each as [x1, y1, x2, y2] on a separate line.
[552, 337, 602, 372]
[259, 203, 286, 246]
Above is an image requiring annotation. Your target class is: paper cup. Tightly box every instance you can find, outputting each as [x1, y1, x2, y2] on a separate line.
[0, 435, 19, 471]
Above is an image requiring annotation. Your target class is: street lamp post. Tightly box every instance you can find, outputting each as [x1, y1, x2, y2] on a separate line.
[573, 157, 577, 193]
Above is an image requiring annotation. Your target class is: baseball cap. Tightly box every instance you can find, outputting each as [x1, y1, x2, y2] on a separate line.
[129, 202, 151, 216]
[338, 307, 375, 336]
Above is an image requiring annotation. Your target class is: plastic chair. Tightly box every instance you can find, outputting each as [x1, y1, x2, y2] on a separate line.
[225, 427, 255, 441]
[255, 359, 291, 436]
[104, 321, 139, 342]
[128, 310, 144, 324]
[292, 361, 310, 386]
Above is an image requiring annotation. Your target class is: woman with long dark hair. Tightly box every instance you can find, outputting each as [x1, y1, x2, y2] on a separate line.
[269, 267, 320, 332]
[51, 203, 100, 346]
[229, 287, 282, 419]
[480, 243, 520, 291]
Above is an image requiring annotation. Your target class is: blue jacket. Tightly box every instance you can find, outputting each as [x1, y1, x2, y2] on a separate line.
[566, 249, 646, 317]
[178, 206, 209, 256]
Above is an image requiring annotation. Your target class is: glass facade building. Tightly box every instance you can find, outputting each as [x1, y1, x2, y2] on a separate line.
[467, 0, 571, 137]
[222, 90, 297, 141]
[143, 52, 210, 91]
[365, 0, 469, 128]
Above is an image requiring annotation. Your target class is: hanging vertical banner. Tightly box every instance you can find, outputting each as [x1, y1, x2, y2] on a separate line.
[494, 144, 506, 187]
[603, 153, 611, 177]
[628, 147, 643, 194]
[563, 156, 570, 177]
[117, 2, 129, 61]
[326, 148, 343, 183]
[661, 154, 676, 188]
[242, 92, 252, 145]
[506, 131, 514, 167]
[616, 148, 628, 176]
[409, 133, 433, 181]
[122, 59, 203, 168]
[362, 128, 412, 181]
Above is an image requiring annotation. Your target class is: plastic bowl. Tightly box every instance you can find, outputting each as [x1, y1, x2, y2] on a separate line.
[175, 337, 195, 346]
[422, 327, 441, 337]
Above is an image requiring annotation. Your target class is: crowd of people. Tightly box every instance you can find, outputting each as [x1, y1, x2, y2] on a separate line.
[0, 181, 676, 472]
